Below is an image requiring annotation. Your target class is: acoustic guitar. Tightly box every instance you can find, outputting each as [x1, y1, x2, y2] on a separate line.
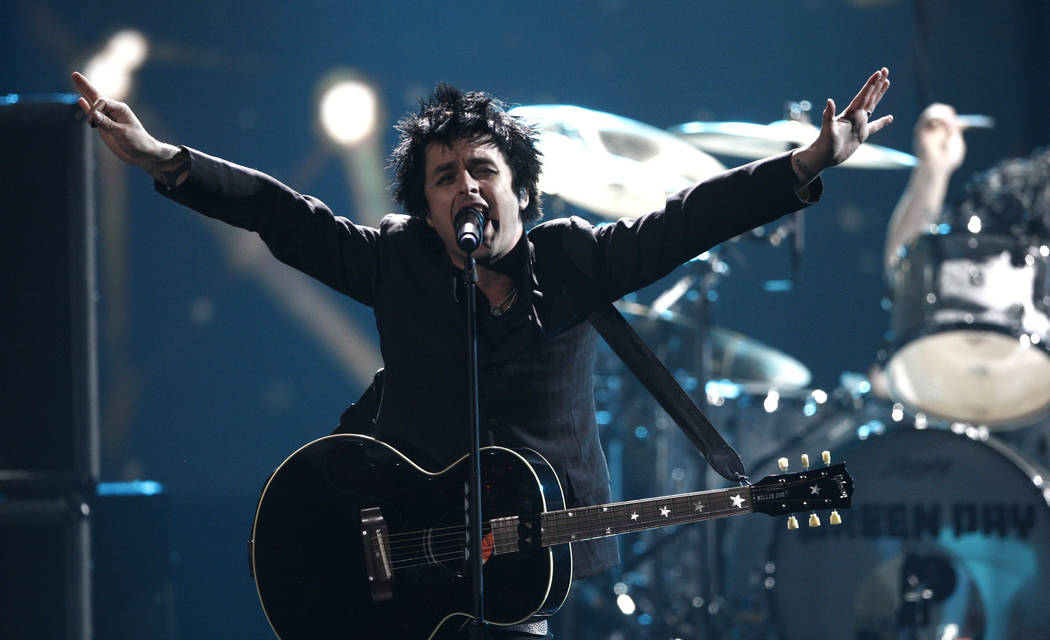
[249, 434, 852, 639]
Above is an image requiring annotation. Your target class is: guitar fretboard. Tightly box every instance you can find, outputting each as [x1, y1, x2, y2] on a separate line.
[539, 486, 754, 547]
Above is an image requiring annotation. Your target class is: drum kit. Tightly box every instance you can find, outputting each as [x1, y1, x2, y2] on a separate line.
[511, 104, 1050, 639]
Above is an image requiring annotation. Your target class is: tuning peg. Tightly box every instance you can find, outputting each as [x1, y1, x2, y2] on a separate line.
[800, 453, 810, 469]
[829, 510, 842, 526]
[787, 515, 799, 530]
[778, 457, 789, 471]
[808, 513, 821, 527]
[821, 450, 831, 465]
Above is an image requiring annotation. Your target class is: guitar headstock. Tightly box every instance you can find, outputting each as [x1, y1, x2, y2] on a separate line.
[750, 452, 853, 523]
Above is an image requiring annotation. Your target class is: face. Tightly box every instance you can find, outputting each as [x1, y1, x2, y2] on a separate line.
[423, 138, 528, 267]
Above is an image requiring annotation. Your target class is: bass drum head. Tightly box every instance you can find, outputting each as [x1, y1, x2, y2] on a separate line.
[887, 329, 1050, 426]
[721, 407, 1050, 640]
[886, 231, 1050, 427]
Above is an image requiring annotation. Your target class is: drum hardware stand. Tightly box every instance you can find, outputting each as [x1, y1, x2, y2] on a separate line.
[684, 255, 733, 636]
[680, 238, 803, 637]
[586, 255, 750, 639]
[622, 255, 737, 636]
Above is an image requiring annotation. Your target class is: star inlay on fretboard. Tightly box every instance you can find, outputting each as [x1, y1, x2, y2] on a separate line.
[539, 482, 770, 549]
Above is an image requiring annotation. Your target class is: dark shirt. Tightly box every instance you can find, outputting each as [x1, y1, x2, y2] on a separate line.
[160, 147, 819, 577]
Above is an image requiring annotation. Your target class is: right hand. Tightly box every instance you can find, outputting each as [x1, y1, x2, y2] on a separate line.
[914, 103, 966, 173]
[71, 71, 179, 168]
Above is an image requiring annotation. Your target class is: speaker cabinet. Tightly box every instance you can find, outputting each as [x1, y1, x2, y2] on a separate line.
[0, 497, 92, 640]
[0, 97, 99, 494]
[92, 484, 176, 640]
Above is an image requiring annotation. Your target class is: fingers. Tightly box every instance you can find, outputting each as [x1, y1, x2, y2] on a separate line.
[89, 101, 117, 130]
[845, 69, 882, 114]
[867, 114, 894, 136]
[71, 72, 99, 104]
[85, 97, 108, 128]
[867, 68, 890, 113]
[81, 95, 128, 131]
[918, 103, 958, 128]
[847, 67, 890, 118]
[72, 72, 110, 128]
[916, 104, 961, 143]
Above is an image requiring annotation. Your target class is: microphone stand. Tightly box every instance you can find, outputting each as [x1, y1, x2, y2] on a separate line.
[461, 248, 488, 640]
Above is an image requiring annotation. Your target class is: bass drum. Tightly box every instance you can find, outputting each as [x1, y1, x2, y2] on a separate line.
[720, 399, 1050, 640]
[886, 231, 1050, 427]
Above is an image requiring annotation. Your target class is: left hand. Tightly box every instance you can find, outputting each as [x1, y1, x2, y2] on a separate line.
[791, 67, 893, 183]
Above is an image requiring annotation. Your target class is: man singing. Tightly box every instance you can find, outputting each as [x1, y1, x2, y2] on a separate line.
[74, 68, 891, 639]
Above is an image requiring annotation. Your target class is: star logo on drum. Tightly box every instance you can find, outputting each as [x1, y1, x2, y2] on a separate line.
[810, 484, 821, 495]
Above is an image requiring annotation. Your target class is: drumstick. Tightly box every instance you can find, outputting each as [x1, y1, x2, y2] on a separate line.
[954, 114, 995, 130]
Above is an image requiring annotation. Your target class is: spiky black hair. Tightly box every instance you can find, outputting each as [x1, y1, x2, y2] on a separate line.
[390, 83, 543, 223]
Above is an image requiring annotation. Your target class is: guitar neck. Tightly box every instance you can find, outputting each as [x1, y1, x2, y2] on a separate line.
[539, 485, 754, 547]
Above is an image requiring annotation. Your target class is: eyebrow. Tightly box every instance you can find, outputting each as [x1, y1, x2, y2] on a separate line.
[428, 155, 499, 178]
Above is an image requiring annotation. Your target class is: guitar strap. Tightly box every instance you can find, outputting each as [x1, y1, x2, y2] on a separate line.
[332, 228, 746, 483]
[331, 306, 748, 482]
[586, 301, 748, 484]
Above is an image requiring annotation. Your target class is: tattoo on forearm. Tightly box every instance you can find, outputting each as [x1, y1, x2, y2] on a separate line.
[150, 148, 190, 189]
[792, 154, 817, 184]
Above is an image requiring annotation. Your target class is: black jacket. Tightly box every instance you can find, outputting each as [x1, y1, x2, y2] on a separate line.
[160, 147, 818, 576]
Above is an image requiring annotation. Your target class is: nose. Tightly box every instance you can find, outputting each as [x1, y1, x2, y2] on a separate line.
[457, 170, 479, 195]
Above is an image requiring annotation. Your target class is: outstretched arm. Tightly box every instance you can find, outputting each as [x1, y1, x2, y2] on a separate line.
[790, 67, 894, 186]
[71, 71, 189, 187]
[884, 103, 966, 272]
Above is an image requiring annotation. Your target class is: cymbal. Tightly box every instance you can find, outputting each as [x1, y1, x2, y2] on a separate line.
[509, 105, 726, 219]
[615, 301, 812, 388]
[670, 119, 917, 169]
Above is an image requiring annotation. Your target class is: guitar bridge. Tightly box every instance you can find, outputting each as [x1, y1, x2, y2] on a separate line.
[361, 507, 393, 602]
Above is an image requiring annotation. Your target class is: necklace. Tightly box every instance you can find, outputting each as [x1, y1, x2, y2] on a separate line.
[489, 288, 518, 316]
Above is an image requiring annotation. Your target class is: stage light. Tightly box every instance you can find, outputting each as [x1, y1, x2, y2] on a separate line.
[319, 79, 378, 147]
[615, 593, 636, 615]
[313, 71, 389, 226]
[763, 389, 780, 413]
[83, 29, 149, 101]
[109, 30, 149, 68]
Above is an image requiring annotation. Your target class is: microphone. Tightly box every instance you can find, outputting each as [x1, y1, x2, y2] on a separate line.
[455, 207, 486, 253]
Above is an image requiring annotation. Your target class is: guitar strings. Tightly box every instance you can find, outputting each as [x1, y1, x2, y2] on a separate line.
[384, 491, 751, 552]
[389, 509, 747, 570]
[382, 471, 832, 544]
[387, 499, 749, 560]
[385, 505, 747, 570]
[380, 474, 840, 571]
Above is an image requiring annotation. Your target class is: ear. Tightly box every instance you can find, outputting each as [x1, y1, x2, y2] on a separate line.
[518, 186, 530, 210]
[424, 211, 435, 228]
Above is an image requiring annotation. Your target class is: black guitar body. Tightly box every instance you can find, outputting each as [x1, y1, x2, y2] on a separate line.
[250, 434, 572, 639]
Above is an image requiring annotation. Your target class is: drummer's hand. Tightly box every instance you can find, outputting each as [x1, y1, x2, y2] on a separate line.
[72, 71, 186, 185]
[914, 103, 965, 174]
[791, 67, 893, 184]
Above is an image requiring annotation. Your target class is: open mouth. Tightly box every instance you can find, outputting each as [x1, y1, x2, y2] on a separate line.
[454, 204, 496, 232]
